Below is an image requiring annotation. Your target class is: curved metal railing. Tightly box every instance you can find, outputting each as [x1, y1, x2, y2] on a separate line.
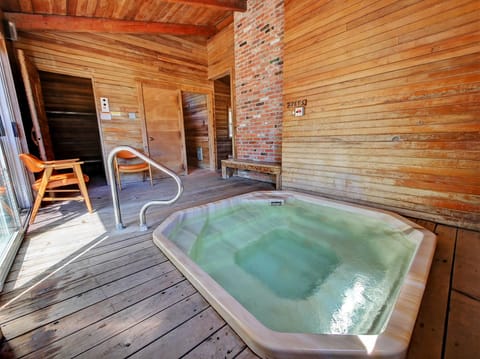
[107, 145, 183, 231]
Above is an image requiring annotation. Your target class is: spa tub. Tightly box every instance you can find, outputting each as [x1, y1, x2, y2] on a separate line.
[153, 191, 436, 358]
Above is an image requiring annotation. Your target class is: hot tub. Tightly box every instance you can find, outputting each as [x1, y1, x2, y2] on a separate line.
[153, 191, 436, 358]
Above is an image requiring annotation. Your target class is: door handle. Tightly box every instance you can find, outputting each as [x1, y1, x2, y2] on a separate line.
[149, 136, 154, 141]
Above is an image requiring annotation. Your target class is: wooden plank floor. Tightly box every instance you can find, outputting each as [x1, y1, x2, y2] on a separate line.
[0, 169, 478, 358]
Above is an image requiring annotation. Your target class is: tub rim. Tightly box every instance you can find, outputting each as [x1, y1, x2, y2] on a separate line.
[153, 190, 437, 359]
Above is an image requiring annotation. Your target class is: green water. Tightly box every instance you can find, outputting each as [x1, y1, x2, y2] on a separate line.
[168, 199, 417, 335]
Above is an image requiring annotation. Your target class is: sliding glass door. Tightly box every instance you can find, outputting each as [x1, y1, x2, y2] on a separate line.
[0, 30, 31, 290]
[0, 141, 22, 285]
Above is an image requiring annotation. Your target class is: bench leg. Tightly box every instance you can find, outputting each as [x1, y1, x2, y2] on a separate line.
[222, 165, 236, 179]
[221, 164, 227, 179]
[275, 173, 282, 190]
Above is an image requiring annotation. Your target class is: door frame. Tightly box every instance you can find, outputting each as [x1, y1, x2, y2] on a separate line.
[0, 27, 31, 290]
[17, 58, 108, 184]
[138, 80, 216, 172]
[211, 69, 235, 163]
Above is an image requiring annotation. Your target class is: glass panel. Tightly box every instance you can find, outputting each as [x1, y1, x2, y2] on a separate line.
[0, 142, 20, 256]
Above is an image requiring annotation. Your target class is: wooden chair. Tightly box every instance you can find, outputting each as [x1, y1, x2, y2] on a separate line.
[19, 153, 93, 225]
[114, 150, 153, 190]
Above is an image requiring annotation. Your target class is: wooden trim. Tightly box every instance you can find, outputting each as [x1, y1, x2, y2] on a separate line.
[89, 77, 108, 181]
[160, 0, 247, 12]
[206, 91, 216, 171]
[229, 70, 236, 160]
[5, 13, 217, 36]
[137, 81, 150, 159]
[209, 70, 235, 166]
[177, 89, 188, 175]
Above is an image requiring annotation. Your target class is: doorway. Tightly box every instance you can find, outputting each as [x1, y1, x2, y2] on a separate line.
[38, 71, 105, 181]
[181, 92, 209, 172]
[213, 75, 233, 169]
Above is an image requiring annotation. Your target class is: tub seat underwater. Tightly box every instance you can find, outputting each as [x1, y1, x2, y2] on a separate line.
[153, 191, 436, 359]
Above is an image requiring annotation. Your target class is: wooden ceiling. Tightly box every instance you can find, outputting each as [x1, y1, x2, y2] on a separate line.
[0, 0, 247, 37]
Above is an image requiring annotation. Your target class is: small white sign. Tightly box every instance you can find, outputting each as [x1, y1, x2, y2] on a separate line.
[100, 113, 112, 120]
[294, 107, 305, 117]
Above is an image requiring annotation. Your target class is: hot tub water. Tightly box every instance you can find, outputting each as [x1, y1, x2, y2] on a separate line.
[168, 199, 417, 335]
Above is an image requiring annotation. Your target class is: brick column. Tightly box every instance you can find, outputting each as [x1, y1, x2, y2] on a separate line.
[234, 0, 284, 163]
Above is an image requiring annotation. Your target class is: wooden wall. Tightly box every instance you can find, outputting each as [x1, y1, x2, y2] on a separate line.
[13, 31, 211, 173]
[282, 0, 480, 230]
[182, 92, 209, 169]
[207, 22, 234, 80]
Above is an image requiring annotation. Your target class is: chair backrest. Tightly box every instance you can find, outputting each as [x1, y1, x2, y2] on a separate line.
[116, 150, 140, 160]
[19, 153, 45, 173]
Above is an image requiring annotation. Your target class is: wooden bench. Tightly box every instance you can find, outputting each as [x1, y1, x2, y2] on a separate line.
[221, 159, 282, 190]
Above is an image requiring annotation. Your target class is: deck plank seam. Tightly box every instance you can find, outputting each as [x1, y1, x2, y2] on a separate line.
[178, 323, 231, 358]
[4, 241, 163, 285]
[441, 225, 459, 359]
[1, 267, 183, 339]
[124, 305, 215, 359]
[11, 277, 192, 357]
[71, 287, 202, 359]
[451, 288, 480, 302]
[0, 253, 171, 321]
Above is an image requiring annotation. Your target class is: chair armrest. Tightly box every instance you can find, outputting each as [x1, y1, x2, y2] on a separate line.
[43, 158, 80, 164]
[42, 159, 84, 170]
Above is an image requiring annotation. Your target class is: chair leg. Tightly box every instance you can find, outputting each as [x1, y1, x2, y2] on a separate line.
[118, 172, 122, 191]
[148, 164, 153, 187]
[114, 161, 123, 191]
[73, 164, 93, 213]
[29, 167, 53, 225]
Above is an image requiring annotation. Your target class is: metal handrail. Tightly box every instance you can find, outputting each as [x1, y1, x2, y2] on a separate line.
[107, 145, 183, 231]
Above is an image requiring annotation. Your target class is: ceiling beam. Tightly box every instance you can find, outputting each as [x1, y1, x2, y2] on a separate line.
[4, 13, 217, 36]
[160, 0, 247, 12]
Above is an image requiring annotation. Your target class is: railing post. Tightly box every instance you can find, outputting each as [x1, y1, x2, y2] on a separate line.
[107, 145, 183, 231]
[107, 146, 129, 230]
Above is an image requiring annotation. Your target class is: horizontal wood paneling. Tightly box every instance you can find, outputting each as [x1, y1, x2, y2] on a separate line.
[13, 31, 211, 171]
[207, 22, 234, 79]
[282, 0, 480, 230]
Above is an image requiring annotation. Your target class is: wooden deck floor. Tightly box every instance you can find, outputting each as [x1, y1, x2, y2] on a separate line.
[0, 170, 478, 358]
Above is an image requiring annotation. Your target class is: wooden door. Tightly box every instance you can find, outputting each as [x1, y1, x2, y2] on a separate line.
[142, 83, 187, 175]
[17, 49, 54, 160]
